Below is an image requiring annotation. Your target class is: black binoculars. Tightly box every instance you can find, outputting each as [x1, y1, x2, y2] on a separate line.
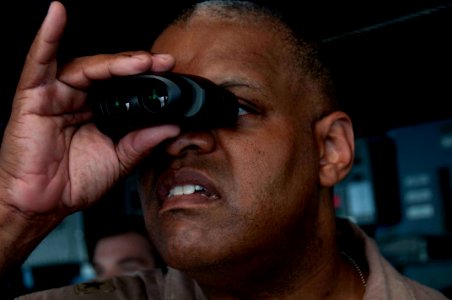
[88, 73, 239, 141]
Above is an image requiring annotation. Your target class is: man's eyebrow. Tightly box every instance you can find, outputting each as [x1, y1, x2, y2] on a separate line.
[218, 79, 261, 91]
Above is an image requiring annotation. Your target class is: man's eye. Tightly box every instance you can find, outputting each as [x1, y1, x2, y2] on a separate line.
[238, 106, 249, 116]
[237, 102, 257, 116]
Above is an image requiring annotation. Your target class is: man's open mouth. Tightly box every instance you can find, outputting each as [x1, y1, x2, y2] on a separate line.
[168, 184, 216, 198]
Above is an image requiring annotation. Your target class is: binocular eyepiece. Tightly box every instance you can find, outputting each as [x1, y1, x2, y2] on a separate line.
[88, 73, 239, 141]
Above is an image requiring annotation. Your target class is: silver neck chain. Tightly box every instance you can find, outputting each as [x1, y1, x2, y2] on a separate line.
[341, 251, 367, 288]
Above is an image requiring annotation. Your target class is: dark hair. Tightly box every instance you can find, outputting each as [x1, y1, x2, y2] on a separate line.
[96, 216, 148, 240]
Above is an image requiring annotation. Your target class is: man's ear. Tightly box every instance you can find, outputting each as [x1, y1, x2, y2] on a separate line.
[315, 111, 354, 187]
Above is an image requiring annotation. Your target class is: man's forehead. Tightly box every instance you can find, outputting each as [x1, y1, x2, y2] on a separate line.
[153, 21, 285, 71]
[156, 17, 275, 47]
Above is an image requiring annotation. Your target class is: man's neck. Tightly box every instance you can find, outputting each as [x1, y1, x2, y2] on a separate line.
[187, 246, 365, 299]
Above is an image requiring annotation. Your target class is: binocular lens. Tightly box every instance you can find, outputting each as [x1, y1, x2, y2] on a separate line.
[88, 73, 238, 141]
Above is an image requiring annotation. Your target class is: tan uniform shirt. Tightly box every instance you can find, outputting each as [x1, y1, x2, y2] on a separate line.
[16, 267, 207, 300]
[16, 220, 449, 300]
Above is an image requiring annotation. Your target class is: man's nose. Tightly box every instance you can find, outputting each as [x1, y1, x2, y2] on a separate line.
[165, 130, 215, 157]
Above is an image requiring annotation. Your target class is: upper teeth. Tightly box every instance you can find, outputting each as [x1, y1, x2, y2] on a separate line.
[168, 184, 204, 197]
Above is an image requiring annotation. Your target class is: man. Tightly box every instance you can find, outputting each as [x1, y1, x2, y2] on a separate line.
[92, 219, 163, 281]
[0, 1, 448, 299]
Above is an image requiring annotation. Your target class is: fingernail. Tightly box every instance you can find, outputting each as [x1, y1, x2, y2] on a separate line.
[152, 53, 172, 61]
[130, 53, 150, 61]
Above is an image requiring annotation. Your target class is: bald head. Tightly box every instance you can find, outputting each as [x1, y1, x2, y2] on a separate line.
[164, 0, 338, 117]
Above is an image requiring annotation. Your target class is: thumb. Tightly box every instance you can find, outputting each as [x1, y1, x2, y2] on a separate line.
[115, 125, 180, 173]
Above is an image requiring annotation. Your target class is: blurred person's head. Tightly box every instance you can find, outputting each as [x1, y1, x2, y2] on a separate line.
[93, 231, 154, 280]
[92, 218, 164, 281]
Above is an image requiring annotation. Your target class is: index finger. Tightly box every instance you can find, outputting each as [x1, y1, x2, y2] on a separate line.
[18, 1, 66, 90]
